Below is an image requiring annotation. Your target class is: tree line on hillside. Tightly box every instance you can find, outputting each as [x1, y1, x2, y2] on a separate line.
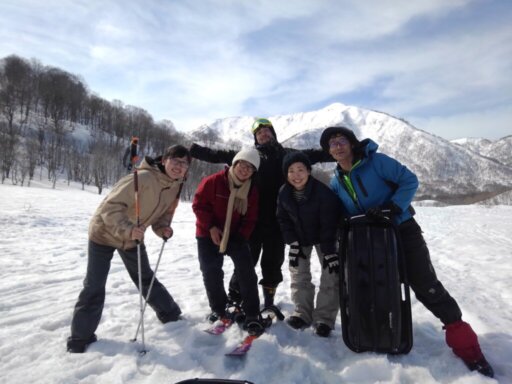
[0, 54, 239, 197]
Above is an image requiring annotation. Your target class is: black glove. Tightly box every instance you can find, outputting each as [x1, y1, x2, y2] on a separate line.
[288, 242, 306, 268]
[189, 143, 203, 158]
[366, 206, 386, 220]
[323, 254, 339, 274]
[366, 203, 401, 221]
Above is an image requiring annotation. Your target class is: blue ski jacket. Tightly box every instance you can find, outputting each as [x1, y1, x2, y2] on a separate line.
[329, 139, 418, 224]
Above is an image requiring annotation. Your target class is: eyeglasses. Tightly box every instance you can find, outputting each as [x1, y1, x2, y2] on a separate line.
[252, 118, 273, 133]
[235, 160, 255, 172]
[169, 158, 190, 169]
[329, 138, 350, 148]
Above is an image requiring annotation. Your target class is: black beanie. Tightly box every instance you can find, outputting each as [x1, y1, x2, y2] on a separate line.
[319, 126, 359, 152]
[282, 151, 312, 175]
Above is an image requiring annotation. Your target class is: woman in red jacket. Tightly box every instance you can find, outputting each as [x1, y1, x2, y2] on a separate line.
[192, 148, 264, 335]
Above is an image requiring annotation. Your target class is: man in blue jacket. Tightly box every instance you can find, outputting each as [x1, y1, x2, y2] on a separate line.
[320, 126, 493, 378]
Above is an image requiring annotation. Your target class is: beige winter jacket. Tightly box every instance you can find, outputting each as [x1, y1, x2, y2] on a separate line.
[88, 158, 183, 250]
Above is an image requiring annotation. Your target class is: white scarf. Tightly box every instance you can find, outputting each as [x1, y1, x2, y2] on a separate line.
[219, 167, 252, 253]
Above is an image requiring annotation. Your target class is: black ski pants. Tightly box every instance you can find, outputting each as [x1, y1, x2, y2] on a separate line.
[228, 224, 285, 296]
[70, 240, 181, 341]
[399, 218, 462, 325]
[197, 237, 260, 318]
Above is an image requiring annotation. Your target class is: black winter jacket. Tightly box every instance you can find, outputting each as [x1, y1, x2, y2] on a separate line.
[276, 177, 341, 255]
[190, 141, 331, 233]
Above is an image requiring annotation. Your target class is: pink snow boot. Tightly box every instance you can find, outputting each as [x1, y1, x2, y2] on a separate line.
[444, 320, 494, 378]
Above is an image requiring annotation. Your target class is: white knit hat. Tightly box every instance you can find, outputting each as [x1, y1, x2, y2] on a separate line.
[232, 147, 260, 170]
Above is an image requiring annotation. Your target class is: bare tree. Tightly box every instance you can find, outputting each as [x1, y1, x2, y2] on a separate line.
[24, 137, 39, 186]
[0, 56, 30, 181]
[1, 54, 221, 195]
[10, 157, 20, 185]
[77, 152, 92, 190]
[90, 135, 110, 194]
[0, 55, 33, 130]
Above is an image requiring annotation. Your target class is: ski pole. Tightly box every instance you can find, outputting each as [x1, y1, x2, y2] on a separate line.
[130, 163, 187, 351]
[131, 190, 182, 342]
[133, 169, 146, 355]
[131, 236, 168, 342]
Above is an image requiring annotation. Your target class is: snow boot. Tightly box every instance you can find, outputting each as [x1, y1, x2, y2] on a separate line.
[207, 311, 221, 323]
[157, 310, 182, 324]
[225, 300, 246, 324]
[314, 323, 331, 338]
[66, 334, 97, 353]
[286, 316, 308, 330]
[262, 286, 276, 308]
[444, 320, 494, 378]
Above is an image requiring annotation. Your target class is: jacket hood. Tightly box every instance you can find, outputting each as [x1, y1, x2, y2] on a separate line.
[335, 138, 379, 175]
[358, 138, 379, 158]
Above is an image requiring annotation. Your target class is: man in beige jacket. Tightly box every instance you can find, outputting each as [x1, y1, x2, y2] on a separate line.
[67, 145, 190, 353]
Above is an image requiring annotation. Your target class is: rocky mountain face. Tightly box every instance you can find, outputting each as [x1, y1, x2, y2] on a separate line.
[190, 103, 512, 205]
[451, 136, 512, 167]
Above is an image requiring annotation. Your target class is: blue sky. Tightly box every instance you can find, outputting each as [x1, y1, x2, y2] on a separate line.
[1, 0, 511, 140]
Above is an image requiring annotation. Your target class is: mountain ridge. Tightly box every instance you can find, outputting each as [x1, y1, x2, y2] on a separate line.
[190, 103, 512, 205]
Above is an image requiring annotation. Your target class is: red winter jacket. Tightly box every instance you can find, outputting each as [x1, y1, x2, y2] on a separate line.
[192, 168, 259, 240]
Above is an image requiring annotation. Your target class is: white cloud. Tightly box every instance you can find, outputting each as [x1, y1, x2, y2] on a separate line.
[0, 0, 510, 139]
[309, 0, 475, 42]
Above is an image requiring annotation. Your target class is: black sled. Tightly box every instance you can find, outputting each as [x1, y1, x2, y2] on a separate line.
[339, 214, 413, 354]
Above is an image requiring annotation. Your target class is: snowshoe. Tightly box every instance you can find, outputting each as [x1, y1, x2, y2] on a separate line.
[243, 317, 265, 336]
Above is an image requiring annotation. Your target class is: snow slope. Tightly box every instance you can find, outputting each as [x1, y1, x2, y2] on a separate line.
[0, 181, 511, 384]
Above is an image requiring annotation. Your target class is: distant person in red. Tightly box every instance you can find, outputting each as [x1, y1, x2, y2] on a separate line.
[123, 136, 140, 171]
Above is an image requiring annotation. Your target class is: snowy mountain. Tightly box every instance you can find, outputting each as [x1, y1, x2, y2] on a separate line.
[452, 136, 512, 168]
[191, 103, 512, 205]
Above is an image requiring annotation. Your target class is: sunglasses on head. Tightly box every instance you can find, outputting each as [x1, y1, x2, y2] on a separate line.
[252, 118, 273, 132]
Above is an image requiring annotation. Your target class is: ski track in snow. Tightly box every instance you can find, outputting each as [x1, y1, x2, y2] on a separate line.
[0, 182, 510, 384]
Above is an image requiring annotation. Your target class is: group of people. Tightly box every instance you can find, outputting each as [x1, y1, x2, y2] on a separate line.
[66, 119, 493, 377]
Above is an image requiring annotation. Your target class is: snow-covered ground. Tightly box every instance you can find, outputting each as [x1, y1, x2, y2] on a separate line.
[0, 180, 510, 384]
